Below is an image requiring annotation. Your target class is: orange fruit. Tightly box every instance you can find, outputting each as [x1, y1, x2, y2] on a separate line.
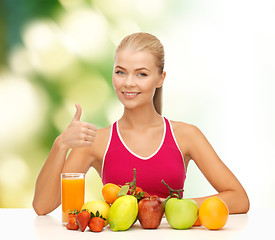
[199, 197, 229, 230]
[102, 183, 121, 204]
[192, 216, 201, 226]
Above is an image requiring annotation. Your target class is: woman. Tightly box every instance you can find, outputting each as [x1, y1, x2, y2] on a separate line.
[33, 32, 250, 215]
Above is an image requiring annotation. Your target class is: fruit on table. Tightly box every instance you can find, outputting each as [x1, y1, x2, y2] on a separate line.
[116, 169, 150, 201]
[76, 210, 91, 232]
[66, 214, 79, 230]
[108, 195, 138, 231]
[134, 186, 150, 200]
[199, 196, 229, 230]
[81, 200, 110, 226]
[89, 216, 105, 232]
[102, 183, 121, 204]
[138, 195, 164, 229]
[135, 186, 144, 195]
[192, 215, 202, 226]
[88, 211, 106, 232]
[165, 198, 199, 229]
[162, 180, 198, 230]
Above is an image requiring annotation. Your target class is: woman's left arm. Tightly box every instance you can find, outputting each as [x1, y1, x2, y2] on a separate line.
[182, 124, 250, 214]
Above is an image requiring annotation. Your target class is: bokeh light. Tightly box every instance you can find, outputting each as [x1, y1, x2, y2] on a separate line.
[0, 153, 31, 206]
[0, 0, 274, 209]
[0, 74, 48, 150]
[22, 20, 75, 76]
[59, 8, 109, 61]
[0, 154, 29, 188]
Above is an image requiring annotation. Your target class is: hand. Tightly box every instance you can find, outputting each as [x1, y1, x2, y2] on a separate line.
[57, 104, 97, 150]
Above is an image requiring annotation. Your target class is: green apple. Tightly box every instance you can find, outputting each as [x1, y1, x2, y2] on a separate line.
[165, 198, 199, 229]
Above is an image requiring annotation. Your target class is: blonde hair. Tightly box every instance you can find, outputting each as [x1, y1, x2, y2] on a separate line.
[115, 32, 165, 115]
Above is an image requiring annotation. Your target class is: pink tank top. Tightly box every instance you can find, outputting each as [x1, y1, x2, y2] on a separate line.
[101, 117, 186, 198]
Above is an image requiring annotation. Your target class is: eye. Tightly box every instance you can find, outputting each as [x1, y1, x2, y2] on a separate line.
[138, 72, 147, 77]
[115, 70, 125, 76]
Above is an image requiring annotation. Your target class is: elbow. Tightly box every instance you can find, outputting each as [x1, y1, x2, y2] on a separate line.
[32, 197, 59, 216]
[34, 209, 47, 216]
[33, 203, 46, 216]
[239, 188, 250, 214]
[241, 194, 250, 214]
[32, 199, 49, 216]
[233, 191, 250, 214]
[225, 189, 250, 214]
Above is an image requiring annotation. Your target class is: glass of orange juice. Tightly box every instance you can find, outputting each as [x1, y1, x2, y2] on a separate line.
[61, 173, 85, 225]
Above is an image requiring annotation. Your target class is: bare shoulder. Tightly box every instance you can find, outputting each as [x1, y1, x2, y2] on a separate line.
[169, 120, 204, 158]
[95, 125, 112, 141]
[170, 120, 202, 138]
[90, 125, 112, 155]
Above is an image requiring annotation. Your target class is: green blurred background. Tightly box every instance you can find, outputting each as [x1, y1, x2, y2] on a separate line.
[1, 0, 274, 209]
[0, 0, 186, 207]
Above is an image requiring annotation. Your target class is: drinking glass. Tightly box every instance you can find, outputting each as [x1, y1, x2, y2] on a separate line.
[61, 173, 85, 225]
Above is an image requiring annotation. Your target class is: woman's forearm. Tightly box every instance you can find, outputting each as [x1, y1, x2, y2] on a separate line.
[33, 105, 97, 215]
[192, 190, 250, 214]
[32, 137, 69, 215]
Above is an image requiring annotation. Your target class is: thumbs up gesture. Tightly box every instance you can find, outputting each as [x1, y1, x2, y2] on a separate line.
[58, 104, 97, 150]
[72, 103, 83, 122]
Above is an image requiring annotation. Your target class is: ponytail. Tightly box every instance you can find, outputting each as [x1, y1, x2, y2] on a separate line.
[153, 87, 162, 115]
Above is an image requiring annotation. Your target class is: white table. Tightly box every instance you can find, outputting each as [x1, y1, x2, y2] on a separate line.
[0, 208, 273, 239]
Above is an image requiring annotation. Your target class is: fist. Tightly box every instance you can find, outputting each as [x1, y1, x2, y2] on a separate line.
[58, 104, 97, 149]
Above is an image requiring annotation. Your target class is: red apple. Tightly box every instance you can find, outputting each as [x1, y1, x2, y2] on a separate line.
[138, 195, 164, 229]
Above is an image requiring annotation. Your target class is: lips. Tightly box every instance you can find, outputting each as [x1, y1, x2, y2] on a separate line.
[122, 92, 141, 96]
[121, 91, 141, 100]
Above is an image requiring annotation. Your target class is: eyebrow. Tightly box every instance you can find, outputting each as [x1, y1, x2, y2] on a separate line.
[136, 67, 151, 72]
[115, 65, 151, 72]
[114, 65, 126, 70]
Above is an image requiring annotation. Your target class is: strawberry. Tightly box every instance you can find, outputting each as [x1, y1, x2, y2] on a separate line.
[88, 211, 106, 232]
[76, 210, 91, 232]
[66, 216, 79, 230]
[88, 217, 105, 232]
[68, 210, 78, 220]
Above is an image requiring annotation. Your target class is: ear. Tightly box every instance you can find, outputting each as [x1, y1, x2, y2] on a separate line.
[157, 71, 166, 88]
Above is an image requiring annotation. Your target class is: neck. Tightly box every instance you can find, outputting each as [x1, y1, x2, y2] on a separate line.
[120, 104, 162, 129]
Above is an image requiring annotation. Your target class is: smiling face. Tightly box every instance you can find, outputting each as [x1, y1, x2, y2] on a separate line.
[112, 48, 165, 111]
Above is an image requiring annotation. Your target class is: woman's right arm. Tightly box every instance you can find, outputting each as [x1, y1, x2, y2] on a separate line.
[32, 137, 69, 215]
[32, 104, 97, 215]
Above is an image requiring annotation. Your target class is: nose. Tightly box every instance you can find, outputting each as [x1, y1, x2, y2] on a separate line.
[124, 75, 136, 88]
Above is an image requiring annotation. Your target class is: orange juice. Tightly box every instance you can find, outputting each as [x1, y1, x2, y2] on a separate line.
[61, 173, 85, 224]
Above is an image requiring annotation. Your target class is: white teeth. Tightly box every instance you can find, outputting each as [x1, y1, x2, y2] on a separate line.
[123, 92, 139, 96]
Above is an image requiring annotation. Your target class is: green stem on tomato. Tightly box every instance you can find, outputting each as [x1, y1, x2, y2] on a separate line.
[126, 168, 137, 195]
